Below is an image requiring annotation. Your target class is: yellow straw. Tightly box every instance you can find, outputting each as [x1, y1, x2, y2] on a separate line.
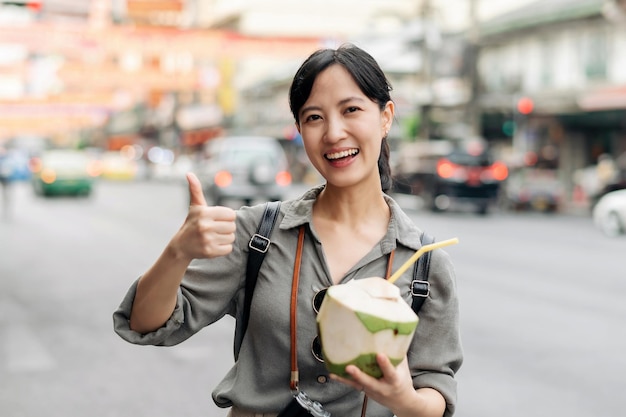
[388, 237, 460, 284]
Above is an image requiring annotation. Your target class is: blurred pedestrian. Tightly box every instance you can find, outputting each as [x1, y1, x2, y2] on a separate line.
[592, 153, 626, 206]
[612, 151, 626, 190]
[113, 44, 462, 417]
[596, 153, 617, 190]
[0, 146, 14, 220]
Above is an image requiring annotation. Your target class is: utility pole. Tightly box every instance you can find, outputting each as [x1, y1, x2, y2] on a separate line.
[466, 0, 481, 137]
[418, 0, 433, 140]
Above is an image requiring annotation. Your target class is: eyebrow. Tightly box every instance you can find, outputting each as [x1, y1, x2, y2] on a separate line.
[299, 96, 366, 117]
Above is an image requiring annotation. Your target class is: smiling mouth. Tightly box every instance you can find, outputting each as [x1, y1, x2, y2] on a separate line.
[325, 149, 359, 161]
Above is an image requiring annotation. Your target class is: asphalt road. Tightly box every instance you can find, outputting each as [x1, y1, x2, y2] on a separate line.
[1, 179, 624, 417]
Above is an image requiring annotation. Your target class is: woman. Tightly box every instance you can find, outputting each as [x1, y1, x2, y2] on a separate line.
[114, 43, 462, 417]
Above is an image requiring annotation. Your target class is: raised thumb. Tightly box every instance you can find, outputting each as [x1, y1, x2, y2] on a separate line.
[187, 172, 208, 206]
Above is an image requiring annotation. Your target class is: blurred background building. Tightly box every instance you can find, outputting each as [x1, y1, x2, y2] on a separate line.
[1, 0, 625, 205]
[477, 0, 626, 202]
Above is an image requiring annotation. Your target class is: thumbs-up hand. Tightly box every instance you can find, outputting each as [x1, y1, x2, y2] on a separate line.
[170, 172, 237, 262]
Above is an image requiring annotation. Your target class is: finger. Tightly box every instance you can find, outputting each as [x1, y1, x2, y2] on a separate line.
[187, 172, 207, 207]
[376, 353, 397, 377]
[208, 206, 237, 222]
[209, 243, 234, 257]
[329, 373, 362, 391]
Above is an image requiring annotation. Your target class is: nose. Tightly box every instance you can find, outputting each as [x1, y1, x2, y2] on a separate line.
[323, 116, 347, 143]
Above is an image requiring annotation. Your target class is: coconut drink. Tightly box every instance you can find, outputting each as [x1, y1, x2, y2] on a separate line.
[315, 277, 419, 378]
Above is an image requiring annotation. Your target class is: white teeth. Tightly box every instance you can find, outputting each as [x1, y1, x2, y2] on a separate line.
[326, 149, 358, 160]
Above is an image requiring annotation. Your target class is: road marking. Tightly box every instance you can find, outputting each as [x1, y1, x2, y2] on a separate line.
[4, 323, 56, 373]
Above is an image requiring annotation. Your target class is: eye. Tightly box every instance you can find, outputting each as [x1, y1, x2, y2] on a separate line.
[345, 106, 360, 114]
[304, 114, 322, 122]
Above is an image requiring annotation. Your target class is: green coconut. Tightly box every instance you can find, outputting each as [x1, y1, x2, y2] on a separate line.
[316, 277, 419, 378]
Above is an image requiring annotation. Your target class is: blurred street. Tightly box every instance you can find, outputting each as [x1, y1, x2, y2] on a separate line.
[1, 179, 625, 417]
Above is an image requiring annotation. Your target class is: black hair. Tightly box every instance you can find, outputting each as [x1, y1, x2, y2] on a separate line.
[288, 43, 394, 192]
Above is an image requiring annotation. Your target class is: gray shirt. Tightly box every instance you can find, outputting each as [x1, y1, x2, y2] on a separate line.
[113, 186, 463, 417]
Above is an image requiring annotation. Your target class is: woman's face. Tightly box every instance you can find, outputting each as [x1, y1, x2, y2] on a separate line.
[296, 64, 393, 190]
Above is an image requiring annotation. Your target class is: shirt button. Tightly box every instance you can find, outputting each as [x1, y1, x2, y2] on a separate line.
[317, 375, 328, 384]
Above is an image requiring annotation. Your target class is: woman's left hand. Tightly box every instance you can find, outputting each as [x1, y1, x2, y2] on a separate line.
[330, 354, 446, 417]
[330, 353, 417, 411]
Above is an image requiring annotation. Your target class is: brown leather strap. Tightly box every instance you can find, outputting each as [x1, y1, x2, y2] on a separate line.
[385, 249, 395, 280]
[289, 227, 394, 413]
[361, 249, 394, 416]
[360, 395, 368, 417]
[289, 226, 306, 392]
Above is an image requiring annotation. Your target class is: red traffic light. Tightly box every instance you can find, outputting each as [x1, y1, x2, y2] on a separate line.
[27, 1, 41, 12]
[517, 97, 534, 115]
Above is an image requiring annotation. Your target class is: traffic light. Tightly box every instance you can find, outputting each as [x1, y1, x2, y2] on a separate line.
[516, 97, 534, 115]
[502, 120, 516, 137]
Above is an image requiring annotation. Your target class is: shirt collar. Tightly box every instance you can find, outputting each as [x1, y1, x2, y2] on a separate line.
[279, 185, 424, 252]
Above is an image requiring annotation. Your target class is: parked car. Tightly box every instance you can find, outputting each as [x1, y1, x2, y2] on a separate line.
[196, 135, 292, 206]
[0, 148, 32, 181]
[592, 189, 626, 237]
[505, 167, 564, 213]
[30, 149, 99, 197]
[392, 139, 508, 214]
[427, 140, 508, 214]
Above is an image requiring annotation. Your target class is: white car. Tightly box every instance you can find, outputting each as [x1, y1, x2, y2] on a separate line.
[592, 189, 626, 237]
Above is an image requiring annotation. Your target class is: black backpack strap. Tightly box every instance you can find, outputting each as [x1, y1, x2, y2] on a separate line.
[236, 201, 281, 359]
[411, 232, 435, 314]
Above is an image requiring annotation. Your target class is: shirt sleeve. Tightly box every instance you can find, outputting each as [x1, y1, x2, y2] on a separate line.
[112, 205, 262, 347]
[409, 248, 463, 417]
[112, 279, 188, 346]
